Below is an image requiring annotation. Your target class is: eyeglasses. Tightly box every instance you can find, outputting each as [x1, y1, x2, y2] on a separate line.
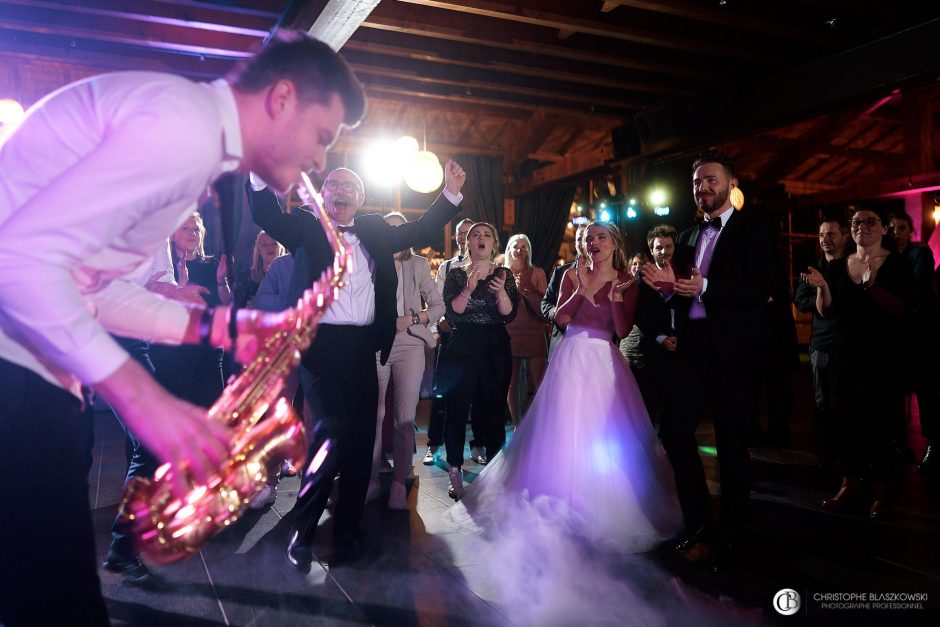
[323, 180, 361, 193]
[850, 217, 880, 231]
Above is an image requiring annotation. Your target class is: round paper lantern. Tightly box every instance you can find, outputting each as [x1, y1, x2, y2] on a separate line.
[0, 98, 24, 127]
[395, 135, 419, 161]
[405, 150, 444, 193]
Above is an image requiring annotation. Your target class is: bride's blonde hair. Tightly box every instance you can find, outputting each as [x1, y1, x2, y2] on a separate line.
[587, 221, 628, 272]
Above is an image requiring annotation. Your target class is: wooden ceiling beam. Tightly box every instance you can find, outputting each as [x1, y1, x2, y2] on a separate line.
[333, 133, 503, 159]
[349, 62, 644, 111]
[508, 149, 611, 196]
[1, 0, 277, 33]
[0, 16, 255, 60]
[343, 37, 697, 96]
[795, 170, 940, 207]
[304, 0, 381, 51]
[558, 128, 586, 156]
[391, 0, 758, 60]
[504, 110, 556, 175]
[360, 7, 724, 79]
[601, 0, 837, 45]
[360, 81, 624, 127]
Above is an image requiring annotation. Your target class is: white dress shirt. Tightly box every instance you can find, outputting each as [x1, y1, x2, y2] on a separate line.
[0, 72, 243, 394]
[320, 228, 376, 326]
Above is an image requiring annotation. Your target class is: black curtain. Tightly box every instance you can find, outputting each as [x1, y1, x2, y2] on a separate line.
[515, 186, 576, 274]
[455, 154, 504, 227]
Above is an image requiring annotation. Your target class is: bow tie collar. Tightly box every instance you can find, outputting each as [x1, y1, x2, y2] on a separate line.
[702, 216, 722, 231]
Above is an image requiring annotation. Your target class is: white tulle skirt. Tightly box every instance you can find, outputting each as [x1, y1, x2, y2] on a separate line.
[451, 324, 683, 553]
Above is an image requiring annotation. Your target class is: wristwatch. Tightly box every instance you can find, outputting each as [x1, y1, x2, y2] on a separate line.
[411, 310, 421, 326]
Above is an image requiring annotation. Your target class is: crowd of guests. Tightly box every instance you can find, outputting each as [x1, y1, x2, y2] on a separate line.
[3, 29, 937, 620]
[100, 158, 940, 583]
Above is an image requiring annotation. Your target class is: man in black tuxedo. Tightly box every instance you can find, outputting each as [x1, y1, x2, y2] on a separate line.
[643, 151, 774, 565]
[248, 160, 466, 571]
[627, 225, 679, 420]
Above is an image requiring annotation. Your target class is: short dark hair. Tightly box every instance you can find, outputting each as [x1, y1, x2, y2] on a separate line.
[227, 30, 366, 128]
[646, 224, 678, 251]
[819, 217, 848, 235]
[692, 150, 736, 179]
[888, 209, 915, 234]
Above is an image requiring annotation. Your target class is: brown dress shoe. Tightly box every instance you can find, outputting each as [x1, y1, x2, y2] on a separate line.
[821, 477, 863, 511]
[681, 541, 714, 564]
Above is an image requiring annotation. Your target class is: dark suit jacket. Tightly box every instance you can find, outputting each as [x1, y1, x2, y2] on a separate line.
[670, 210, 775, 366]
[626, 278, 676, 367]
[247, 185, 460, 364]
[541, 261, 574, 338]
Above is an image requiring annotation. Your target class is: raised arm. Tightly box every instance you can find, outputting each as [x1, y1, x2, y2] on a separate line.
[385, 160, 466, 252]
[245, 181, 310, 254]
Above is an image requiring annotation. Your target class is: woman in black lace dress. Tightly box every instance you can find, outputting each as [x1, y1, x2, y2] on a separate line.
[440, 222, 517, 499]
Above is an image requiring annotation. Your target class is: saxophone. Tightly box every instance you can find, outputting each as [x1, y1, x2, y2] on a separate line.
[119, 172, 347, 564]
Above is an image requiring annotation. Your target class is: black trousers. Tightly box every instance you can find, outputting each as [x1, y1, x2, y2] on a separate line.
[290, 325, 379, 544]
[0, 358, 109, 626]
[428, 328, 485, 448]
[832, 390, 903, 482]
[107, 337, 160, 561]
[440, 325, 512, 468]
[810, 348, 837, 469]
[149, 343, 224, 409]
[660, 319, 757, 538]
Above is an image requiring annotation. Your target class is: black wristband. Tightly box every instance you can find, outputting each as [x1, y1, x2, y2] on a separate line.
[198, 307, 214, 346]
[227, 306, 238, 345]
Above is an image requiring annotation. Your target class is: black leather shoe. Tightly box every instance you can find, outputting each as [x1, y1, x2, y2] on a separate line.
[917, 441, 937, 474]
[287, 540, 314, 573]
[673, 525, 709, 554]
[102, 556, 157, 586]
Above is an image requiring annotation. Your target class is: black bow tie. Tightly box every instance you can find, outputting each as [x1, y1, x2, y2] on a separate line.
[703, 216, 722, 230]
[337, 224, 356, 234]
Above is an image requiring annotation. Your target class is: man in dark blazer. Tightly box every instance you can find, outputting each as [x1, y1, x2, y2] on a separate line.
[643, 151, 774, 566]
[248, 160, 466, 571]
[625, 225, 679, 420]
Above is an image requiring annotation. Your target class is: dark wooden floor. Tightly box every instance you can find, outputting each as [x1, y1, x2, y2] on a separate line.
[83, 357, 940, 626]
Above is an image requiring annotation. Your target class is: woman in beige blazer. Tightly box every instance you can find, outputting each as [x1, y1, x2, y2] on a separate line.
[368, 212, 445, 509]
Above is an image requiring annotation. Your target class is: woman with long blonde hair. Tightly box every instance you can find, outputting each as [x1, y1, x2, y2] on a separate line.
[502, 233, 548, 425]
[451, 220, 682, 553]
[235, 230, 285, 308]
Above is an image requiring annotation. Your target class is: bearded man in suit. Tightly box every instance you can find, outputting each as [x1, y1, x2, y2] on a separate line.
[643, 151, 774, 567]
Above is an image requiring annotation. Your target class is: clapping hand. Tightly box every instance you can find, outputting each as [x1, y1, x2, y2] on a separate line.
[465, 266, 482, 293]
[674, 267, 704, 298]
[610, 276, 637, 302]
[801, 266, 828, 289]
[641, 261, 675, 295]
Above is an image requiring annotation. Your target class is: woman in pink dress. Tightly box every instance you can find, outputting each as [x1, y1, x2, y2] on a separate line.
[452, 221, 682, 553]
[503, 234, 549, 426]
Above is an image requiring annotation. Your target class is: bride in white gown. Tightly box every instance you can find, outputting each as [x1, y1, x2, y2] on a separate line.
[450, 221, 682, 553]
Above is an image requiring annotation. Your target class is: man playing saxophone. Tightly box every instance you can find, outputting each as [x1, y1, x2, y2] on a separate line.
[0, 31, 366, 627]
